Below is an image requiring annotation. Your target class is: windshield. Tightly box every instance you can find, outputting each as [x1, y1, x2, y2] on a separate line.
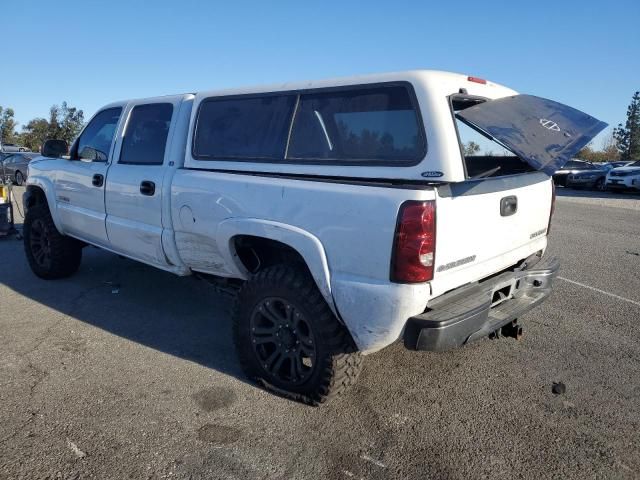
[629, 160, 640, 167]
[563, 160, 592, 170]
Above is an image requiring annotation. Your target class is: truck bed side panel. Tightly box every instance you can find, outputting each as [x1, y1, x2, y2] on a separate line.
[170, 170, 435, 351]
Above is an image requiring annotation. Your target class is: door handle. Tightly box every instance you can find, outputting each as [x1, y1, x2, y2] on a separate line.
[140, 180, 156, 196]
[92, 174, 104, 187]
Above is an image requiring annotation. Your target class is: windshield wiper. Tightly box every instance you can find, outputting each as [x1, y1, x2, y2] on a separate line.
[471, 166, 502, 179]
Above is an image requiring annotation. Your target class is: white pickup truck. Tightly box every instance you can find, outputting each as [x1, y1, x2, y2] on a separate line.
[23, 70, 606, 404]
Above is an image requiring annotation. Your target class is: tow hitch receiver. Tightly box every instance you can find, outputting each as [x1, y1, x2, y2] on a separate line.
[489, 319, 523, 340]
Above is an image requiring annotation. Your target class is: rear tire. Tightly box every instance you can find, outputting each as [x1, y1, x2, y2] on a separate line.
[23, 203, 82, 279]
[594, 178, 605, 191]
[15, 171, 24, 186]
[233, 264, 362, 405]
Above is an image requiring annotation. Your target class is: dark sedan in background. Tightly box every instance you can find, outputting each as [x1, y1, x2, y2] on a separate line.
[566, 165, 611, 190]
[553, 159, 591, 186]
[553, 159, 609, 190]
[0, 152, 39, 185]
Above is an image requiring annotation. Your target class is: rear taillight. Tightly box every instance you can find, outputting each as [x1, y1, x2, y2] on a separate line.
[391, 201, 436, 283]
[547, 181, 556, 235]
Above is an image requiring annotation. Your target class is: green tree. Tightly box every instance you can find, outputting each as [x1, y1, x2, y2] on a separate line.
[463, 141, 480, 156]
[613, 91, 640, 161]
[577, 131, 621, 162]
[49, 102, 85, 145]
[18, 102, 84, 152]
[0, 106, 18, 143]
[600, 131, 620, 161]
[19, 118, 50, 151]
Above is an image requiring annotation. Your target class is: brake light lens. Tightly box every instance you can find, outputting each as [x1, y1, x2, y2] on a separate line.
[547, 181, 556, 235]
[391, 201, 436, 283]
[467, 76, 487, 85]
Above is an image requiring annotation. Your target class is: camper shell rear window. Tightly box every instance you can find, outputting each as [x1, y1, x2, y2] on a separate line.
[192, 82, 426, 166]
[450, 94, 534, 179]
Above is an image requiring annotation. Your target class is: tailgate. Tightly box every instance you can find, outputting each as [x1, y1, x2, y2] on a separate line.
[432, 173, 552, 296]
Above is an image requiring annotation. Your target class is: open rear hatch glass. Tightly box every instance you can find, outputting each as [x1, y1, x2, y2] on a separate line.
[456, 94, 608, 175]
[431, 94, 606, 294]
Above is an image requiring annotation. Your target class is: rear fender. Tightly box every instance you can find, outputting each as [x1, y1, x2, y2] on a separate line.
[216, 218, 336, 315]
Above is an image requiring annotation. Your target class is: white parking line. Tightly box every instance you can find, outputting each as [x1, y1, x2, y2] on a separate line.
[558, 276, 640, 308]
[360, 454, 386, 469]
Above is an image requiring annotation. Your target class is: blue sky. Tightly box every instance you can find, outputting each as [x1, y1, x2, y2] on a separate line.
[2, 0, 639, 148]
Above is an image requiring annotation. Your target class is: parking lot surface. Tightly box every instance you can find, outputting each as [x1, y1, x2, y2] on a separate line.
[1, 188, 639, 480]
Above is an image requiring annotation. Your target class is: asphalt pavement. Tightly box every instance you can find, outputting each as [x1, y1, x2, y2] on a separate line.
[0, 187, 639, 480]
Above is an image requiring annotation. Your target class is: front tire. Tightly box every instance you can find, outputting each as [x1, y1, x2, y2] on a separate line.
[15, 171, 24, 186]
[23, 203, 82, 279]
[233, 264, 362, 405]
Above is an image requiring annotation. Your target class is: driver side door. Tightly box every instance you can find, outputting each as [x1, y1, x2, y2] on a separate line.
[54, 107, 123, 247]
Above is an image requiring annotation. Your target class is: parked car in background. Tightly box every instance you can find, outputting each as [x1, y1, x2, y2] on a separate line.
[0, 152, 39, 185]
[603, 161, 632, 170]
[553, 159, 601, 188]
[0, 142, 30, 153]
[565, 162, 610, 190]
[606, 160, 640, 191]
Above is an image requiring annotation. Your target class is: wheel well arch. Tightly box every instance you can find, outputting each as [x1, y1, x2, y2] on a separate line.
[229, 232, 339, 319]
[232, 235, 308, 275]
[25, 185, 48, 209]
[23, 182, 67, 232]
[216, 218, 336, 316]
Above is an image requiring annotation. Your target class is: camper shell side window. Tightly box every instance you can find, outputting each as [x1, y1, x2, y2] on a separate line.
[192, 82, 427, 167]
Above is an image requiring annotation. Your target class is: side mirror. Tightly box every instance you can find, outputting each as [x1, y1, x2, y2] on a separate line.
[41, 139, 69, 158]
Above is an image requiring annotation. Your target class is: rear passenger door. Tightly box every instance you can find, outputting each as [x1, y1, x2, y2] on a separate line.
[105, 101, 175, 267]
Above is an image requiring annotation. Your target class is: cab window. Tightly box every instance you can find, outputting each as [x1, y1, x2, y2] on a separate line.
[75, 107, 122, 161]
[119, 103, 173, 165]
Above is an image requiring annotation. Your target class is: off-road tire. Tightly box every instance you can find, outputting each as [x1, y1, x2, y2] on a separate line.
[233, 264, 362, 405]
[23, 203, 82, 279]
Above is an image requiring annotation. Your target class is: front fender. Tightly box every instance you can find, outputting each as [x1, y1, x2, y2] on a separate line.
[24, 175, 64, 233]
[216, 218, 337, 316]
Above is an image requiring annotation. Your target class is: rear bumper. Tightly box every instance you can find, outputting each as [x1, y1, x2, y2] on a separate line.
[404, 255, 559, 351]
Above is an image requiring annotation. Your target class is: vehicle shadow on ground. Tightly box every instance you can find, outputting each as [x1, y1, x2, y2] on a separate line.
[0, 231, 252, 386]
[556, 186, 640, 200]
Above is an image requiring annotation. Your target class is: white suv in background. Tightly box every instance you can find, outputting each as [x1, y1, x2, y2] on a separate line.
[606, 160, 640, 191]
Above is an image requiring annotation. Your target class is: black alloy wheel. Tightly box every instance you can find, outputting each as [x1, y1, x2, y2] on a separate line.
[28, 218, 53, 270]
[249, 296, 316, 385]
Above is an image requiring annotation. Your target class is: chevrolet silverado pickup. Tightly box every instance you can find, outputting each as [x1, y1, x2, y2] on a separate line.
[23, 70, 606, 404]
